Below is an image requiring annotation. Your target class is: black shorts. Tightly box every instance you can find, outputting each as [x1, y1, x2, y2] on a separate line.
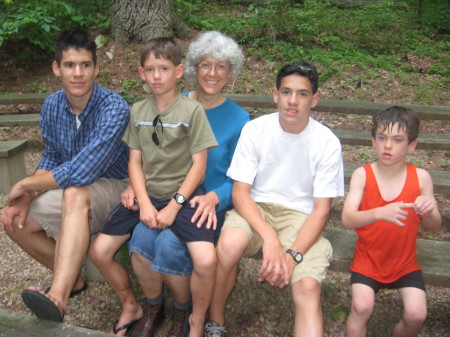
[102, 203, 140, 236]
[102, 185, 215, 243]
[350, 270, 426, 293]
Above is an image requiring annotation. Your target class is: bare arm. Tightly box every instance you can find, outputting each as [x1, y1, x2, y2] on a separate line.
[232, 181, 289, 288]
[128, 148, 158, 228]
[1, 169, 57, 232]
[157, 149, 208, 229]
[289, 197, 332, 254]
[7, 169, 58, 205]
[415, 168, 441, 231]
[342, 167, 412, 229]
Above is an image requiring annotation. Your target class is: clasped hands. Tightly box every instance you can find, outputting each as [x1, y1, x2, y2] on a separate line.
[258, 234, 294, 289]
[120, 186, 218, 230]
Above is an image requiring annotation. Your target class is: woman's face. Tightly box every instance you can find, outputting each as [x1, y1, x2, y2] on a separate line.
[196, 56, 230, 95]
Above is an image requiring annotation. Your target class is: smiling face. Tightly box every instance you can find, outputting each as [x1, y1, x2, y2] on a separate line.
[138, 53, 184, 97]
[196, 56, 230, 96]
[372, 123, 417, 166]
[273, 74, 320, 134]
[52, 48, 99, 104]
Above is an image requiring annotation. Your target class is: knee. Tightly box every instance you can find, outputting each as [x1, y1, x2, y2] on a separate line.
[404, 306, 427, 328]
[89, 241, 107, 265]
[350, 296, 374, 319]
[216, 229, 246, 264]
[193, 253, 216, 277]
[6, 219, 33, 242]
[62, 186, 90, 211]
[293, 278, 321, 309]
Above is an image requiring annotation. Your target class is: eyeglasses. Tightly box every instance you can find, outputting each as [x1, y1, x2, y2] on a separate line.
[152, 114, 164, 146]
[197, 63, 229, 72]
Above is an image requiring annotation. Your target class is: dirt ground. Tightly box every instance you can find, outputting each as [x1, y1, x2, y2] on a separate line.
[0, 34, 449, 336]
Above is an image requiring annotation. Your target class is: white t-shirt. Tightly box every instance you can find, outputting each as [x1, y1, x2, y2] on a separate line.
[227, 112, 344, 214]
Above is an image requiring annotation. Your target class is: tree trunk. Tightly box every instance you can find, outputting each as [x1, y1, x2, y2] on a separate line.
[110, 0, 192, 46]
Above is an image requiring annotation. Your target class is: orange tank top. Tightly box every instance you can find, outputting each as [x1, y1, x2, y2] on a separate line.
[350, 163, 421, 283]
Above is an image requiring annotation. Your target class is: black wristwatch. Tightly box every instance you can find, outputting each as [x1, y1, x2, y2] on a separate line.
[172, 192, 187, 206]
[286, 249, 303, 264]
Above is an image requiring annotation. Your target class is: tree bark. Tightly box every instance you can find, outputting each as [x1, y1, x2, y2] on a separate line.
[110, 0, 192, 46]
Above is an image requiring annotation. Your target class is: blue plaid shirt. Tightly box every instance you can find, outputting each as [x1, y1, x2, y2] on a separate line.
[38, 83, 130, 189]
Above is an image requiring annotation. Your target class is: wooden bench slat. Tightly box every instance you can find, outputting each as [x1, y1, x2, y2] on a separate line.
[344, 162, 450, 194]
[332, 128, 450, 150]
[0, 114, 40, 126]
[324, 227, 450, 287]
[225, 94, 450, 121]
[1, 93, 449, 120]
[0, 93, 48, 105]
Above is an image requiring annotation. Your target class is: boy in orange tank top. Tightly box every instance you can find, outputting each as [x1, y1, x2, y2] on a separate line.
[342, 106, 441, 337]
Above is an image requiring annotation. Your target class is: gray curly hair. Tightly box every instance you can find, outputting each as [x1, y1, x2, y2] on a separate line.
[184, 31, 244, 84]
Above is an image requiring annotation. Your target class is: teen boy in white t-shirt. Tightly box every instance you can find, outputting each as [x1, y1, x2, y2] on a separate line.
[204, 62, 344, 337]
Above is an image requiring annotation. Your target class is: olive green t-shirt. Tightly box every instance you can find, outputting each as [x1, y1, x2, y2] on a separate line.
[123, 94, 217, 199]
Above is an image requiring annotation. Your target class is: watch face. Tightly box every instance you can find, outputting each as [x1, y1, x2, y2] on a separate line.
[294, 253, 303, 263]
[174, 193, 186, 204]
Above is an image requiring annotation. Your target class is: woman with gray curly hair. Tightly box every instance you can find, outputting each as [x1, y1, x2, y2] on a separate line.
[183, 30, 248, 233]
[128, 31, 249, 337]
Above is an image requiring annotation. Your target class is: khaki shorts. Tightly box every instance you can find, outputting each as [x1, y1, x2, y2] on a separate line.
[29, 178, 129, 238]
[223, 203, 333, 285]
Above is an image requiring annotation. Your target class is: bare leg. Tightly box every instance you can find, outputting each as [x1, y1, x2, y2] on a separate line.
[292, 278, 323, 337]
[6, 216, 56, 270]
[90, 233, 143, 336]
[46, 186, 92, 314]
[131, 252, 164, 298]
[345, 283, 375, 337]
[163, 274, 191, 304]
[392, 287, 427, 337]
[186, 241, 216, 337]
[208, 228, 248, 326]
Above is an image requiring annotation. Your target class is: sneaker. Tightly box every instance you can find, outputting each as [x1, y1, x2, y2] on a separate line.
[204, 321, 228, 337]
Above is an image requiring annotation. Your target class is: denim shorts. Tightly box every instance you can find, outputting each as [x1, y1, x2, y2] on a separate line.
[129, 206, 230, 276]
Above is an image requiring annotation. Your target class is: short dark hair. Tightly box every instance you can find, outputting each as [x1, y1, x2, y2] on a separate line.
[371, 106, 420, 144]
[140, 37, 182, 67]
[55, 30, 97, 66]
[276, 61, 319, 94]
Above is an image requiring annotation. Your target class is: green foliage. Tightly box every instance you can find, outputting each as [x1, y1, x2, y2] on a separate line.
[174, 0, 448, 92]
[27, 80, 48, 93]
[120, 79, 145, 104]
[0, 0, 111, 61]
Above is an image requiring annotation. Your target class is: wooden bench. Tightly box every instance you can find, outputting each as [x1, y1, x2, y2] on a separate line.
[0, 140, 28, 194]
[226, 94, 450, 121]
[325, 227, 450, 287]
[344, 163, 450, 194]
[1, 93, 449, 120]
[1, 94, 448, 285]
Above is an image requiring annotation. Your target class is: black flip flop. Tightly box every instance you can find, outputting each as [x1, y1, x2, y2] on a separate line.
[113, 318, 141, 336]
[69, 282, 88, 297]
[21, 289, 64, 322]
[44, 281, 88, 298]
